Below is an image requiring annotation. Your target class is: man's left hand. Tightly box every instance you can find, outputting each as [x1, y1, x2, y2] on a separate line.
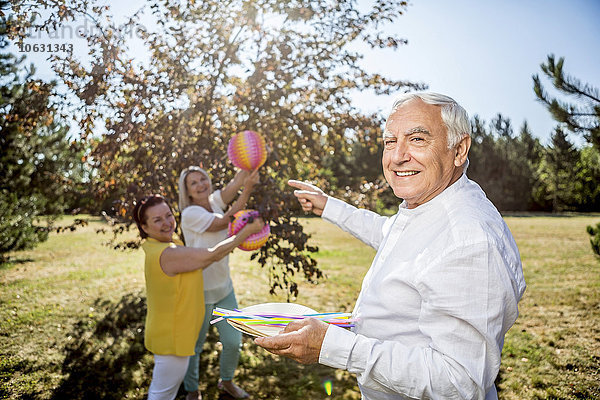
[254, 318, 329, 364]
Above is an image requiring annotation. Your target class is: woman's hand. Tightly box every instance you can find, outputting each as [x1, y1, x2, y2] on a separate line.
[244, 216, 265, 235]
[234, 169, 250, 182]
[221, 169, 250, 205]
[242, 169, 260, 191]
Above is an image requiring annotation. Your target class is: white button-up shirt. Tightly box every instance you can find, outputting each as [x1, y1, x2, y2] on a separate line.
[181, 190, 234, 304]
[318, 174, 526, 400]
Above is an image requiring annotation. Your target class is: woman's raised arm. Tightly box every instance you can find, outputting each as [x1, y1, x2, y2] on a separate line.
[159, 217, 264, 276]
[205, 169, 260, 232]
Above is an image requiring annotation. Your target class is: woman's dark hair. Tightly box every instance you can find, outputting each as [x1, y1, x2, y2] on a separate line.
[132, 195, 168, 239]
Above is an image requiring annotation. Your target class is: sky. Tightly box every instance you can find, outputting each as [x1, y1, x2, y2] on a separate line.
[351, 0, 600, 145]
[9, 0, 600, 146]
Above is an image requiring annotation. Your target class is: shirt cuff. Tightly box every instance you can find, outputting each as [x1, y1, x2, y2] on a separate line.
[319, 324, 355, 370]
[321, 196, 348, 224]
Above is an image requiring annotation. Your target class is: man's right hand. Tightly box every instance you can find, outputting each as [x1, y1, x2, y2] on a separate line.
[288, 180, 328, 216]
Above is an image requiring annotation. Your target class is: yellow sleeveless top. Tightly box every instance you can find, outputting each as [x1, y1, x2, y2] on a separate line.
[142, 237, 205, 356]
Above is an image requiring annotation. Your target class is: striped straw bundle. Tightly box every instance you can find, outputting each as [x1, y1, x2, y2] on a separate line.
[211, 307, 356, 337]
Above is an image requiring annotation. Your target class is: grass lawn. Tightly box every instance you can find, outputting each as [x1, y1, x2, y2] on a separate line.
[1, 214, 599, 399]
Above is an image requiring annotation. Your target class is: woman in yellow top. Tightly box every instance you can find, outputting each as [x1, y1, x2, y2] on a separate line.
[132, 194, 264, 400]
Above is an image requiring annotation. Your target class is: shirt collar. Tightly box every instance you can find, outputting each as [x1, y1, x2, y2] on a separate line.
[397, 173, 468, 215]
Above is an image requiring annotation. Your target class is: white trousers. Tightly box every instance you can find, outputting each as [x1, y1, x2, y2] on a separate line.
[147, 354, 190, 400]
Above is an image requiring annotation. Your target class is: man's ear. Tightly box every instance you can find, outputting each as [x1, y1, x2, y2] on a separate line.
[454, 135, 471, 168]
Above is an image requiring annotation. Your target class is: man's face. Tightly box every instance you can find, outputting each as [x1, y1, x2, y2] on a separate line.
[382, 99, 466, 209]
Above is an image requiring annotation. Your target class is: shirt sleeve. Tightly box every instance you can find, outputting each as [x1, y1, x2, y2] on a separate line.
[209, 190, 227, 212]
[181, 206, 215, 235]
[320, 239, 519, 400]
[321, 196, 391, 250]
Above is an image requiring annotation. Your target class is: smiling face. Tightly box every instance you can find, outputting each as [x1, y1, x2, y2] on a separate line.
[141, 202, 176, 242]
[382, 99, 470, 209]
[185, 171, 212, 205]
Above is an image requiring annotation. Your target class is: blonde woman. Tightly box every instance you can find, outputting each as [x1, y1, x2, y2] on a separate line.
[178, 167, 259, 399]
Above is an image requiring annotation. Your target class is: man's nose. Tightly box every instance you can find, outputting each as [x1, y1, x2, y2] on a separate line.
[391, 141, 410, 163]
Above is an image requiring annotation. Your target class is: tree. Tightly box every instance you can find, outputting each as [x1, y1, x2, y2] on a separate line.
[573, 145, 600, 212]
[534, 54, 599, 256]
[7, 0, 424, 296]
[468, 115, 542, 211]
[537, 127, 580, 212]
[467, 115, 506, 209]
[587, 222, 600, 258]
[515, 121, 545, 210]
[533, 54, 600, 150]
[0, 8, 84, 260]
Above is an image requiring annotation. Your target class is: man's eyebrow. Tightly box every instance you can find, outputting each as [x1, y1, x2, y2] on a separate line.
[383, 126, 432, 138]
[383, 129, 395, 139]
[405, 126, 431, 136]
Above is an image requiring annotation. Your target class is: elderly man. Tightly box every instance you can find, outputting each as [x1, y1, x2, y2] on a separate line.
[255, 92, 526, 399]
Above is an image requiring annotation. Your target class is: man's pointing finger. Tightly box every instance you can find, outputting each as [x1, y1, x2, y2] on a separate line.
[288, 180, 324, 193]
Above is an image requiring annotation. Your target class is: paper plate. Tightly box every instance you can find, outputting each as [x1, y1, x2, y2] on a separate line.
[227, 302, 317, 337]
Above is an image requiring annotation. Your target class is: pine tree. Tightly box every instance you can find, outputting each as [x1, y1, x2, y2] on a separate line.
[468, 115, 540, 211]
[517, 121, 545, 210]
[540, 127, 580, 212]
[534, 54, 600, 255]
[518, 121, 543, 166]
[574, 145, 600, 212]
[466, 115, 501, 204]
[533, 54, 600, 150]
[0, 12, 81, 260]
[587, 222, 600, 257]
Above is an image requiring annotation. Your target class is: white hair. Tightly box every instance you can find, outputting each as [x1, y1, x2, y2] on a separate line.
[388, 92, 471, 149]
[178, 166, 212, 212]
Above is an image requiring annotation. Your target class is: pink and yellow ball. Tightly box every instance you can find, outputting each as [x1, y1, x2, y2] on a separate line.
[228, 209, 270, 251]
[227, 130, 267, 171]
